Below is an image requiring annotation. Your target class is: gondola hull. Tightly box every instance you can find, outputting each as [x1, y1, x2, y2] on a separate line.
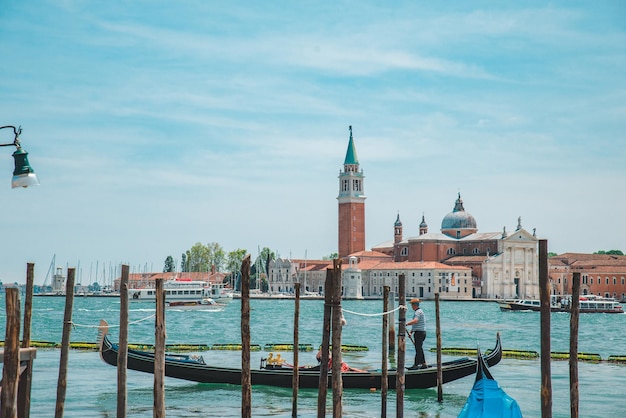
[98, 321, 502, 390]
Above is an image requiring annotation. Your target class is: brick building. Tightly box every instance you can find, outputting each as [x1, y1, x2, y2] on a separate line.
[548, 253, 626, 301]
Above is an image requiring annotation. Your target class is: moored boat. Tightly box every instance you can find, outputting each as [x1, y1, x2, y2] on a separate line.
[97, 320, 502, 389]
[129, 278, 233, 303]
[499, 295, 623, 314]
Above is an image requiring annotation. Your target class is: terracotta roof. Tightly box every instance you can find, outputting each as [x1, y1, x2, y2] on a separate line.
[127, 271, 226, 284]
[371, 261, 470, 271]
[446, 255, 489, 263]
[347, 259, 470, 271]
[347, 250, 392, 259]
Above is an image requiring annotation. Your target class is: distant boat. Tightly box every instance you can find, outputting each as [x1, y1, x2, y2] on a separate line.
[458, 346, 522, 418]
[499, 294, 623, 314]
[166, 298, 225, 311]
[129, 278, 233, 303]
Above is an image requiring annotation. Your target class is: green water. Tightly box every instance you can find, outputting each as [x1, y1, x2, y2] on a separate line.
[1, 296, 625, 417]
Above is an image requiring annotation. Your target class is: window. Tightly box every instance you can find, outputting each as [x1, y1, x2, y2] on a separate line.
[447, 248, 456, 255]
[401, 247, 408, 256]
[473, 248, 480, 254]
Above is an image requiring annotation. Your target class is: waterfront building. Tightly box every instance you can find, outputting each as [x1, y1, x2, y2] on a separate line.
[548, 253, 626, 302]
[267, 258, 332, 295]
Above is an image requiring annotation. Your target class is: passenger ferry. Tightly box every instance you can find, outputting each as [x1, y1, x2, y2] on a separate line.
[129, 278, 233, 303]
[499, 295, 623, 314]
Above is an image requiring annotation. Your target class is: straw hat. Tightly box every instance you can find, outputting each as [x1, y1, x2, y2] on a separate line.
[410, 298, 420, 304]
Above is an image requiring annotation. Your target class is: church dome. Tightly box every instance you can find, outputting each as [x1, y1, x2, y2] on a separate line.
[441, 193, 477, 233]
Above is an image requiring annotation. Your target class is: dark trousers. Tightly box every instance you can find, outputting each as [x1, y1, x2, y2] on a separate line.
[411, 330, 426, 366]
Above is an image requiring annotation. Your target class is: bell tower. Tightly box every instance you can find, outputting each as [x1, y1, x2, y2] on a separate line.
[337, 126, 366, 258]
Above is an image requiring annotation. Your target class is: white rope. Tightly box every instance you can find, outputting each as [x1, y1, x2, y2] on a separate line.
[342, 305, 407, 317]
[69, 314, 156, 329]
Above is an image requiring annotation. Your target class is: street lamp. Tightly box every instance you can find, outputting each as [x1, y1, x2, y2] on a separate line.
[0, 125, 39, 188]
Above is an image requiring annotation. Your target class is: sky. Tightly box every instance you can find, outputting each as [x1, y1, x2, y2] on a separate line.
[1, 1, 625, 285]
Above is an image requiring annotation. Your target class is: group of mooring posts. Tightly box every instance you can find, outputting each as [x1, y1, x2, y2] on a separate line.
[1, 240, 583, 418]
[1, 263, 80, 418]
[539, 239, 582, 418]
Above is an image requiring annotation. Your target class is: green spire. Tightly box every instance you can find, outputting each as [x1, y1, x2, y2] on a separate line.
[344, 125, 359, 165]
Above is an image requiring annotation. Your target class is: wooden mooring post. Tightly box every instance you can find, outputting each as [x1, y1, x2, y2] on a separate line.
[2, 287, 21, 418]
[55, 267, 75, 418]
[570, 271, 580, 418]
[435, 293, 443, 403]
[19, 263, 35, 418]
[330, 258, 343, 418]
[396, 273, 406, 417]
[317, 267, 333, 418]
[292, 282, 301, 418]
[118, 265, 129, 418]
[388, 290, 395, 354]
[241, 255, 252, 418]
[381, 285, 390, 418]
[22, 263, 34, 348]
[154, 277, 166, 418]
[539, 239, 552, 418]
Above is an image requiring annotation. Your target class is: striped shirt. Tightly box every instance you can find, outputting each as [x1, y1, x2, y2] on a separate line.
[411, 308, 425, 332]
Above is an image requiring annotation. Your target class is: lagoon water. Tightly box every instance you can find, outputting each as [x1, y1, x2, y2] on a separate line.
[1, 295, 625, 417]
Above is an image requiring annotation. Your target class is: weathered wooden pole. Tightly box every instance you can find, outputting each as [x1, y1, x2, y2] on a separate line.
[292, 282, 301, 418]
[570, 272, 580, 418]
[396, 273, 406, 418]
[388, 290, 396, 354]
[21, 263, 34, 348]
[317, 268, 333, 418]
[117, 265, 129, 418]
[154, 277, 166, 418]
[55, 268, 75, 418]
[435, 293, 443, 403]
[241, 255, 252, 418]
[381, 285, 390, 418]
[19, 263, 35, 418]
[539, 239, 552, 418]
[2, 287, 21, 418]
[331, 258, 343, 418]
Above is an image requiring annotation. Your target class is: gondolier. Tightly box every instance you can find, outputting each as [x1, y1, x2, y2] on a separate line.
[406, 298, 428, 370]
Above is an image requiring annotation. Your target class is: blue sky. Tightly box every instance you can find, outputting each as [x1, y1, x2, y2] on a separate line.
[1, 1, 624, 285]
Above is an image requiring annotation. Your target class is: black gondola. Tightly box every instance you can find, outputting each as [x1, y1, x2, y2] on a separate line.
[97, 320, 502, 390]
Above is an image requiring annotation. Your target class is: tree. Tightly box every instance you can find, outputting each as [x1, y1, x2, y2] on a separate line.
[548, 252, 558, 258]
[594, 250, 624, 256]
[163, 256, 176, 272]
[181, 252, 188, 272]
[187, 242, 210, 272]
[227, 248, 248, 291]
[322, 252, 338, 260]
[252, 247, 275, 289]
[207, 242, 226, 272]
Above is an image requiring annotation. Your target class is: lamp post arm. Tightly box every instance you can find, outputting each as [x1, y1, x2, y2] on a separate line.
[0, 125, 21, 147]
